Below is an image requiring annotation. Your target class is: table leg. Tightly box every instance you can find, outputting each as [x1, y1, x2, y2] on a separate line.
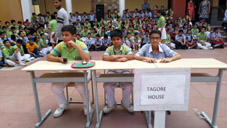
[144, 111, 152, 128]
[94, 70, 103, 128]
[201, 69, 224, 128]
[154, 111, 166, 128]
[30, 71, 51, 128]
[84, 71, 93, 128]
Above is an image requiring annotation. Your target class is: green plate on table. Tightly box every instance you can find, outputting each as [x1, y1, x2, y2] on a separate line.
[71, 61, 95, 68]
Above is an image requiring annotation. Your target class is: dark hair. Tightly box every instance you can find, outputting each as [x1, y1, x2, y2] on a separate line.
[61, 25, 77, 35]
[11, 35, 16, 41]
[134, 32, 139, 36]
[3, 40, 9, 44]
[201, 26, 206, 30]
[2, 26, 6, 29]
[110, 29, 123, 39]
[96, 34, 100, 37]
[158, 10, 165, 16]
[0, 32, 4, 35]
[179, 30, 183, 33]
[16, 39, 23, 44]
[11, 20, 16, 23]
[51, 14, 55, 20]
[11, 27, 16, 30]
[18, 21, 22, 24]
[149, 30, 161, 38]
[214, 27, 219, 32]
[104, 34, 108, 38]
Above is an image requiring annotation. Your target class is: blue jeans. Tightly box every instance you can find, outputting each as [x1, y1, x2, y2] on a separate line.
[30, 47, 43, 58]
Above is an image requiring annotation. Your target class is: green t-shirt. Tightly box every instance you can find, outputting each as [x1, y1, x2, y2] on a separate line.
[31, 16, 37, 22]
[45, 16, 51, 23]
[197, 32, 208, 41]
[133, 37, 141, 43]
[49, 20, 57, 32]
[0, 41, 4, 49]
[38, 39, 47, 48]
[191, 28, 199, 35]
[2, 46, 16, 59]
[163, 34, 171, 44]
[157, 16, 165, 28]
[12, 45, 24, 53]
[50, 40, 89, 60]
[81, 30, 90, 37]
[104, 45, 132, 56]
[84, 23, 91, 29]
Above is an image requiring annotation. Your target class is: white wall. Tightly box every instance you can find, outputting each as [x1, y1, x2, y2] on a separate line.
[20, 0, 33, 21]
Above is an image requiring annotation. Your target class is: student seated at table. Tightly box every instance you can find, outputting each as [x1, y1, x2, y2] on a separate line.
[102, 29, 134, 114]
[135, 30, 181, 63]
[2, 40, 26, 66]
[46, 25, 93, 118]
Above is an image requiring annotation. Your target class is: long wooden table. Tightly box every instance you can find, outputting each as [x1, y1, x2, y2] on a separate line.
[22, 59, 227, 128]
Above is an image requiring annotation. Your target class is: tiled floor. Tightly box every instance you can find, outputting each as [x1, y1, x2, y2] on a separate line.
[0, 49, 227, 128]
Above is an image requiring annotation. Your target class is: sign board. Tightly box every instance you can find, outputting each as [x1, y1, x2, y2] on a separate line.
[134, 69, 191, 111]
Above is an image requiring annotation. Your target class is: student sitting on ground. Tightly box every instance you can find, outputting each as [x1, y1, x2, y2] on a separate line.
[93, 34, 103, 51]
[15, 39, 35, 62]
[46, 25, 93, 118]
[163, 30, 175, 49]
[101, 34, 111, 50]
[185, 29, 197, 49]
[210, 27, 224, 48]
[2, 40, 26, 66]
[84, 33, 94, 50]
[135, 30, 181, 63]
[38, 33, 52, 55]
[102, 29, 134, 114]
[124, 32, 134, 49]
[175, 30, 186, 49]
[26, 39, 43, 58]
[196, 26, 213, 50]
[133, 32, 142, 50]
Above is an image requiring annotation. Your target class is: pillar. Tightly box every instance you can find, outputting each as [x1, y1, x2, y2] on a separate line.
[119, 0, 125, 16]
[20, 0, 33, 21]
[65, 0, 72, 14]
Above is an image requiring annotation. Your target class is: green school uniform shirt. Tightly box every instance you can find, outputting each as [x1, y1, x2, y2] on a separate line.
[104, 45, 132, 56]
[191, 28, 199, 35]
[157, 16, 165, 28]
[50, 40, 89, 60]
[81, 30, 90, 37]
[0, 41, 4, 49]
[163, 34, 171, 44]
[38, 39, 47, 48]
[197, 32, 208, 41]
[49, 20, 57, 32]
[45, 16, 51, 23]
[2, 46, 15, 59]
[12, 45, 24, 53]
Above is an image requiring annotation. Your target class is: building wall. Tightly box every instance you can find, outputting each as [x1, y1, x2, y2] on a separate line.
[72, 0, 92, 13]
[0, 0, 23, 25]
[125, 0, 168, 11]
[38, 0, 66, 15]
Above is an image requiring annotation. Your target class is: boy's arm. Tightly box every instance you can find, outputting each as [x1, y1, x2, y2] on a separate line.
[159, 54, 181, 63]
[134, 56, 157, 63]
[69, 40, 90, 62]
[46, 53, 65, 63]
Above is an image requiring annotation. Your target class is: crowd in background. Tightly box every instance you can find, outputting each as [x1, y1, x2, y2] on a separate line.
[0, 0, 226, 68]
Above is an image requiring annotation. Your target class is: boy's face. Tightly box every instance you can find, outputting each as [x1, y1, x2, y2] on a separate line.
[41, 35, 45, 39]
[53, 0, 61, 9]
[29, 40, 34, 45]
[150, 33, 161, 46]
[16, 43, 22, 48]
[4, 41, 10, 47]
[62, 31, 75, 44]
[88, 34, 91, 38]
[96, 36, 100, 40]
[0, 34, 5, 39]
[112, 37, 122, 47]
[179, 32, 183, 36]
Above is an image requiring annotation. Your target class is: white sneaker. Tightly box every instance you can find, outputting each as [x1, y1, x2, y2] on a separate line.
[53, 104, 69, 118]
[121, 102, 134, 113]
[102, 105, 117, 114]
[208, 47, 213, 50]
[84, 104, 94, 116]
[19, 62, 26, 66]
[30, 57, 35, 60]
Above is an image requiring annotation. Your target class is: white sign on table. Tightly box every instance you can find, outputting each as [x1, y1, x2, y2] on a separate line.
[134, 69, 191, 111]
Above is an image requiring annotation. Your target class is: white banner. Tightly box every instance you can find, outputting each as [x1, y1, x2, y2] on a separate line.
[141, 75, 186, 105]
[134, 69, 191, 111]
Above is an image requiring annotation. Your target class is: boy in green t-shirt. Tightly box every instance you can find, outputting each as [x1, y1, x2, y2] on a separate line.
[102, 29, 134, 114]
[38, 33, 52, 55]
[48, 14, 57, 48]
[196, 27, 212, 50]
[2, 40, 26, 66]
[46, 25, 93, 118]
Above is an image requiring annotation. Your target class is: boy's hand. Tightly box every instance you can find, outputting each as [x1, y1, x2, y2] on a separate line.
[143, 58, 157, 63]
[110, 55, 121, 61]
[68, 40, 75, 47]
[58, 57, 67, 63]
[160, 58, 172, 63]
[116, 57, 128, 62]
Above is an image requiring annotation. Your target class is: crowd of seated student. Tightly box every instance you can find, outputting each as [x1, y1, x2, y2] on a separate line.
[0, 5, 226, 67]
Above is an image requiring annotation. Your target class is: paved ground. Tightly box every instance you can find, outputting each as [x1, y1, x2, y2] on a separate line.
[0, 49, 227, 128]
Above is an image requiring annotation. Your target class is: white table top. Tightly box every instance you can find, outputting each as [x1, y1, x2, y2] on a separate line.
[22, 58, 227, 71]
